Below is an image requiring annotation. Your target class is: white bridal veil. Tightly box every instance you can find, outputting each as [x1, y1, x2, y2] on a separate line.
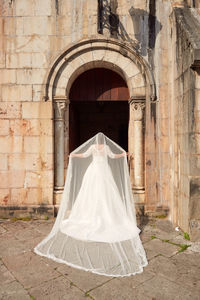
[34, 133, 147, 276]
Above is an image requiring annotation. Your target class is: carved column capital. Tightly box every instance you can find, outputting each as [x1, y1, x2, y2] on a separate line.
[129, 100, 145, 121]
[53, 96, 69, 121]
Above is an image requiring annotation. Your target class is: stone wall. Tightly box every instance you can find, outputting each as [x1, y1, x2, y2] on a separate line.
[0, 0, 199, 239]
[170, 7, 200, 240]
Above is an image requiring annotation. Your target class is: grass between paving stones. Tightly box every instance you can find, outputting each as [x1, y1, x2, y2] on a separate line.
[151, 235, 191, 253]
[184, 232, 190, 241]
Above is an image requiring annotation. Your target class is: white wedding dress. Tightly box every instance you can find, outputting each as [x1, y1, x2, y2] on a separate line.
[34, 133, 148, 277]
[60, 144, 140, 243]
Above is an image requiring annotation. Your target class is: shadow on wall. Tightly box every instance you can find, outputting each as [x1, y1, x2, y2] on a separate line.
[99, 0, 162, 57]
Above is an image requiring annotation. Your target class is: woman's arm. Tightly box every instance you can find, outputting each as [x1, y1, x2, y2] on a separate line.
[70, 153, 84, 158]
[107, 145, 128, 159]
[114, 152, 128, 158]
[70, 145, 93, 158]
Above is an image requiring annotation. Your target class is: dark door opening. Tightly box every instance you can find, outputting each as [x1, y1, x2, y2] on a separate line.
[69, 101, 129, 152]
[69, 68, 130, 152]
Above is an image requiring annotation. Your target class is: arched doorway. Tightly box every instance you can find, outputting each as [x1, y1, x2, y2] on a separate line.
[69, 68, 130, 152]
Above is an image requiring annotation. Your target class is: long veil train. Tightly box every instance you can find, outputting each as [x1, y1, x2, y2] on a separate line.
[34, 133, 148, 277]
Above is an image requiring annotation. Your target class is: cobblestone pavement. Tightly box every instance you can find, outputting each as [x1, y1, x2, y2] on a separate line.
[0, 217, 200, 300]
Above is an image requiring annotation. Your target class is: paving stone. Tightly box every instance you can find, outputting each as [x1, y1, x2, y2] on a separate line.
[0, 263, 15, 284]
[118, 268, 155, 288]
[29, 276, 86, 300]
[0, 236, 27, 258]
[139, 231, 153, 243]
[90, 277, 150, 300]
[145, 255, 178, 281]
[169, 234, 192, 246]
[22, 235, 45, 251]
[1, 221, 32, 233]
[32, 220, 54, 235]
[14, 228, 42, 241]
[190, 241, 200, 252]
[144, 238, 179, 259]
[134, 275, 200, 300]
[0, 225, 7, 234]
[3, 251, 60, 289]
[56, 263, 111, 292]
[1, 219, 200, 299]
[0, 280, 30, 300]
[171, 252, 200, 292]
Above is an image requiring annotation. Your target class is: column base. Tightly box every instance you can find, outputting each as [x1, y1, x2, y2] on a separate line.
[53, 190, 63, 205]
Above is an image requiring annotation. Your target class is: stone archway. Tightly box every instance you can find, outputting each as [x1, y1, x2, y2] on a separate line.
[44, 38, 156, 208]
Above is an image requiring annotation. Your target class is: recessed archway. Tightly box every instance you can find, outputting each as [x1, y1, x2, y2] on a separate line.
[69, 67, 130, 152]
[44, 38, 156, 210]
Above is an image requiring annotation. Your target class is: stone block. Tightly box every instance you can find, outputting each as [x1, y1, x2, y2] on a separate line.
[41, 170, 53, 187]
[42, 188, 53, 204]
[0, 137, 10, 153]
[2, 85, 32, 102]
[0, 263, 15, 285]
[0, 1, 14, 16]
[144, 238, 179, 259]
[3, 251, 60, 289]
[160, 118, 170, 136]
[32, 52, 47, 68]
[130, 86, 146, 97]
[22, 102, 52, 119]
[159, 135, 170, 153]
[10, 119, 40, 136]
[41, 154, 53, 170]
[6, 53, 32, 69]
[32, 84, 43, 102]
[16, 69, 46, 85]
[34, 0, 52, 16]
[24, 136, 41, 153]
[0, 154, 8, 170]
[15, 0, 34, 16]
[9, 153, 41, 172]
[190, 219, 200, 241]
[3, 17, 16, 35]
[40, 136, 53, 154]
[29, 276, 86, 300]
[22, 16, 56, 35]
[11, 136, 23, 153]
[132, 72, 145, 88]
[57, 15, 72, 36]
[59, 0, 73, 16]
[27, 188, 42, 205]
[24, 171, 41, 188]
[0, 189, 10, 205]
[16, 36, 50, 53]
[0, 52, 5, 68]
[10, 188, 28, 205]
[0, 170, 25, 188]
[0, 280, 30, 300]
[0, 119, 9, 135]
[56, 263, 109, 293]
[40, 119, 53, 136]
[125, 63, 141, 78]
[0, 102, 21, 119]
[0, 70, 16, 84]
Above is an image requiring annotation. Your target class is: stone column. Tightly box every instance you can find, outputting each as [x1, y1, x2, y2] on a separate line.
[53, 96, 68, 192]
[129, 99, 145, 193]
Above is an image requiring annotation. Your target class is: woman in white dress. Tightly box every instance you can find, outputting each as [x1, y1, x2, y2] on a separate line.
[34, 133, 147, 277]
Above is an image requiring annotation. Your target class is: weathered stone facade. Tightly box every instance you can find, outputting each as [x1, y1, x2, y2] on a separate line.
[0, 0, 200, 240]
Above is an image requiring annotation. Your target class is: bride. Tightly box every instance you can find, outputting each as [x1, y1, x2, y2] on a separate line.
[34, 132, 147, 277]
